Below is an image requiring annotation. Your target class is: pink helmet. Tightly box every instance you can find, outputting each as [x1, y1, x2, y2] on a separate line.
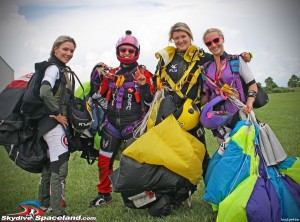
[116, 30, 140, 64]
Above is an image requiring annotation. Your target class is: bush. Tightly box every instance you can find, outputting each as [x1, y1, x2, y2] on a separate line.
[271, 87, 293, 93]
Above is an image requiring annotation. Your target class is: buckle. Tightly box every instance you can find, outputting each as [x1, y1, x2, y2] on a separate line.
[184, 73, 197, 84]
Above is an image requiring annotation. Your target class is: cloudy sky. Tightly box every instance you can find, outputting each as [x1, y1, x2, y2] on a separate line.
[0, 0, 299, 87]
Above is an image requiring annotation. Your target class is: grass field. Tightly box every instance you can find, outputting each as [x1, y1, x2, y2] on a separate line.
[0, 92, 299, 221]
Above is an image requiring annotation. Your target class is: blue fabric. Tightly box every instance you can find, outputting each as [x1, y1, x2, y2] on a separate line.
[203, 118, 300, 220]
[278, 157, 297, 169]
[204, 151, 222, 186]
[89, 102, 106, 135]
[246, 158, 281, 222]
[203, 123, 251, 205]
[268, 167, 300, 219]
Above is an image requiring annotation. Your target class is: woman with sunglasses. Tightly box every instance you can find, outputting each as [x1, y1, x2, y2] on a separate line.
[152, 22, 252, 207]
[88, 30, 154, 207]
[201, 28, 258, 144]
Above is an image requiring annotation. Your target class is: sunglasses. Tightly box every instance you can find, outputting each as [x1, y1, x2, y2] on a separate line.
[205, 36, 222, 47]
[119, 47, 136, 54]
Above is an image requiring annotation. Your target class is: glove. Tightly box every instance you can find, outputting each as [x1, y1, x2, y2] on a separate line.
[96, 62, 112, 77]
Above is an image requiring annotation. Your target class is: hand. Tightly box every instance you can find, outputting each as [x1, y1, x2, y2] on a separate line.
[50, 113, 68, 129]
[135, 66, 146, 85]
[241, 52, 252, 63]
[96, 62, 112, 78]
[243, 97, 255, 114]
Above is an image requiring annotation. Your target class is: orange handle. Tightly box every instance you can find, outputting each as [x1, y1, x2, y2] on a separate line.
[116, 75, 125, 87]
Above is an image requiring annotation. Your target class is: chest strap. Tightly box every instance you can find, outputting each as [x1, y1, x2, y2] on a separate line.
[161, 60, 200, 99]
[109, 81, 140, 109]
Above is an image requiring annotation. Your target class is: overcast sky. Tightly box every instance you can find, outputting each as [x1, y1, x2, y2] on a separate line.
[0, 0, 299, 87]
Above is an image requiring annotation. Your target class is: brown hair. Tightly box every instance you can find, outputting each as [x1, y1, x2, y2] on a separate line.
[50, 35, 76, 56]
[168, 22, 193, 42]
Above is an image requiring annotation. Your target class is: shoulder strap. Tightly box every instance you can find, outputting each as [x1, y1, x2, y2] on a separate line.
[52, 66, 65, 95]
[227, 55, 240, 74]
[203, 61, 213, 75]
[201, 61, 223, 89]
[227, 55, 246, 102]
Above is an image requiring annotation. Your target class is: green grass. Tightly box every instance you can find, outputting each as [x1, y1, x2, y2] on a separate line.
[0, 92, 299, 221]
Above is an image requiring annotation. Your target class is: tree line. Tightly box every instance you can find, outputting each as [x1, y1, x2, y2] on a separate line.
[258, 74, 300, 93]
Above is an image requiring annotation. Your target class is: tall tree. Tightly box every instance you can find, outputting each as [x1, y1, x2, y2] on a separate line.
[265, 77, 278, 89]
[287, 74, 300, 87]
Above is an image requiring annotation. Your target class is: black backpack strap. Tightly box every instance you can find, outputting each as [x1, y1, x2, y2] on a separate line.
[52, 67, 65, 95]
[68, 67, 85, 100]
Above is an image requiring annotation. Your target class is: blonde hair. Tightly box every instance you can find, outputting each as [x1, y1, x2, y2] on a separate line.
[202, 28, 224, 41]
[50, 35, 76, 57]
[169, 22, 193, 42]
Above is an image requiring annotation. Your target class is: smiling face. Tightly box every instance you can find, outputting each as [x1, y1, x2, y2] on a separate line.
[203, 31, 224, 57]
[172, 31, 192, 52]
[54, 41, 75, 64]
[118, 44, 136, 59]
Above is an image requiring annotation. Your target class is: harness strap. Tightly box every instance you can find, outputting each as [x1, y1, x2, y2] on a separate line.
[103, 116, 144, 139]
[228, 56, 246, 102]
[56, 68, 70, 114]
[185, 63, 202, 100]
[103, 118, 122, 139]
[109, 82, 138, 109]
[202, 62, 223, 89]
[160, 59, 200, 99]
[109, 81, 135, 89]
[202, 57, 241, 100]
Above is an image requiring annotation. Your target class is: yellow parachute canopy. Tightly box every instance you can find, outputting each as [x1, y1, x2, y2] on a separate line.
[123, 115, 205, 185]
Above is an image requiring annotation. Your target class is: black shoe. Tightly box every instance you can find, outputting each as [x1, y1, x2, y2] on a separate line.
[147, 195, 171, 217]
[88, 193, 112, 207]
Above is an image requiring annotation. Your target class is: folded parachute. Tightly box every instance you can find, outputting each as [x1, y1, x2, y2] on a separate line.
[123, 115, 205, 185]
[203, 118, 300, 222]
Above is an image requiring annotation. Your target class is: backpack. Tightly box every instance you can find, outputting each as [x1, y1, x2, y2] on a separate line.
[0, 74, 33, 146]
[74, 81, 102, 165]
[20, 61, 59, 120]
[0, 71, 48, 173]
[88, 64, 108, 136]
[0, 61, 68, 173]
[3, 121, 48, 173]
